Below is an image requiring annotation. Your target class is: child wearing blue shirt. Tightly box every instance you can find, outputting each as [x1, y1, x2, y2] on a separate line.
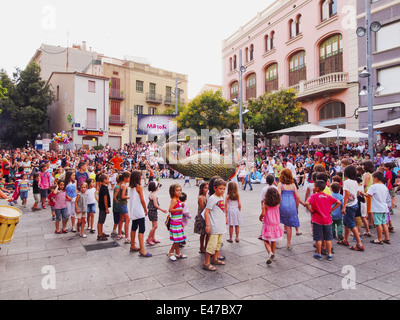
[331, 182, 344, 240]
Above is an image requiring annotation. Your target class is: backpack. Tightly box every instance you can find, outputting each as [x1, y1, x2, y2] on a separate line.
[391, 170, 397, 187]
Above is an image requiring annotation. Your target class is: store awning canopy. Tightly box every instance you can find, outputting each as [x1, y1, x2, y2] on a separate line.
[361, 119, 400, 134]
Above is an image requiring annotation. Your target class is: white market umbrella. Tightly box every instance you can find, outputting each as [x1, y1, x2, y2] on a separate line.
[268, 123, 332, 137]
[311, 127, 368, 159]
[311, 128, 368, 139]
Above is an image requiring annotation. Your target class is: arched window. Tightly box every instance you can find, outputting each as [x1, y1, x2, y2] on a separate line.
[249, 44, 254, 61]
[319, 101, 345, 120]
[297, 15, 302, 35]
[270, 31, 275, 49]
[233, 55, 237, 70]
[265, 35, 270, 52]
[301, 109, 309, 123]
[246, 74, 257, 100]
[319, 34, 343, 76]
[289, 51, 307, 86]
[229, 57, 233, 72]
[290, 19, 296, 38]
[230, 81, 239, 100]
[265, 63, 278, 93]
[321, 0, 337, 21]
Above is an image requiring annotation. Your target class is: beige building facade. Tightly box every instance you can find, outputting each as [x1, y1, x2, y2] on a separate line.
[29, 42, 188, 149]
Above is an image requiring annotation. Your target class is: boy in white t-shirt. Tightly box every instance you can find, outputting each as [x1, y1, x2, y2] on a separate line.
[365, 171, 391, 245]
[203, 179, 227, 271]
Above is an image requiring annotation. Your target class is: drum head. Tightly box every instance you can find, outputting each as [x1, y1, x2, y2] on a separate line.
[0, 206, 22, 219]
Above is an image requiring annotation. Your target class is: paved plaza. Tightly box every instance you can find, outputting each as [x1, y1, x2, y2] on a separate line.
[0, 178, 399, 301]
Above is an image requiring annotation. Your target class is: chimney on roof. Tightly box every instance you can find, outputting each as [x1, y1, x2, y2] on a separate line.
[82, 41, 87, 51]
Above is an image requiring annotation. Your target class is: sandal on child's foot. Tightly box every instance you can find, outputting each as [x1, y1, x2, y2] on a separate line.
[211, 259, 225, 265]
[167, 253, 177, 261]
[227, 239, 233, 243]
[203, 264, 217, 271]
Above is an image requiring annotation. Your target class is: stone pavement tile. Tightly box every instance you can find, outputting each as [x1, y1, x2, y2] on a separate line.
[263, 268, 314, 288]
[221, 251, 268, 269]
[28, 248, 68, 260]
[49, 252, 93, 273]
[57, 286, 116, 300]
[362, 253, 400, 273]
[362, 271, 400, 297]
[154, 268, 205, 287]
[115, 292, 148, 300]
[0, 288, 30, 300]
[224, 264, 274, 281]
[182, 288, 240, 300]
[225, 278, 279, 298]
[348, 264, 387, 284]
[265, 283, 326, 300]
[243, 294, 273, 300]
[109, 277, 163, 298]
[294, 264, 330, 278]
[143, 282, 200, 300]
[260, 256, 305, 272]
[124, 262, 172, 281]
[28, 279, 83, 300]
[318, 284, 391, 300]
[187, 272, 240, 293]
[301, 273, 347, 295]
[0, 258, 51, 282]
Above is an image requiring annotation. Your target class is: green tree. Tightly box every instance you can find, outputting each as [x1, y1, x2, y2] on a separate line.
[0, 79, 8, 113]
[176, 90, 237, 135]
[0, 63, 54, 147]
[244, 88, 303, 146]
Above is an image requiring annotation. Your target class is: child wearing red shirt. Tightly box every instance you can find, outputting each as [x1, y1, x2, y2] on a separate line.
[305, 180, 341, 261]
[48, 185, 57, 221]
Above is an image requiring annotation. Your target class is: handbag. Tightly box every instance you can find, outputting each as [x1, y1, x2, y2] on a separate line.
[165, 214, 171, 231]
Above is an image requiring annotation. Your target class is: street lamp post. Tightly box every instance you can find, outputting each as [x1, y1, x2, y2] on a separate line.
[357, 0, 381, 160]
[237, 49, 246, 133]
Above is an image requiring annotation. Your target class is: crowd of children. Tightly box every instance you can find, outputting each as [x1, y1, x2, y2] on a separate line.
[0, 154, 398, 270]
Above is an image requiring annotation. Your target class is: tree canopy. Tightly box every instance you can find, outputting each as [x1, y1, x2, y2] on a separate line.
[176, 90, 238, 135]
[0, 63, 54, 147]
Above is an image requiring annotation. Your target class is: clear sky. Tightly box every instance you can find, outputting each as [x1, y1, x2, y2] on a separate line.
[1, 0, 273, 99]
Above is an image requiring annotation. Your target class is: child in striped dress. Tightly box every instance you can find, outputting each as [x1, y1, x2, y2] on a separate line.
[167, 184, 187, 261]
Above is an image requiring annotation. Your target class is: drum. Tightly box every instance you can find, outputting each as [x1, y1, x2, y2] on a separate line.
[0, 206, 22, 244]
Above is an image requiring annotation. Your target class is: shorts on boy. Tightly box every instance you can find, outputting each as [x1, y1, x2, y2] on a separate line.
[76, 211, 87, 219]
[40, 188, 48, 199]
[20, 190, 28, 200]
[389, 188, 395, 198]
[131, 217, 145, 234]
[312, 222, 334, 242]
[33, 193, 40, 202]
[98, 210, 107, 224]
[373, 212, 387, 225]
[87, 203, 96, 214]
[343, 204, 358, 229]
[206, 234, 223, 255]
[55, 208, 69, 222]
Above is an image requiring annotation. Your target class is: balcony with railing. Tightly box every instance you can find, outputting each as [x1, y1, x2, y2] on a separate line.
[109, 88, 125, 100]
[109, 115, 126, 126]
[146, 92, 163, 104]
[290, 72, 349, 99]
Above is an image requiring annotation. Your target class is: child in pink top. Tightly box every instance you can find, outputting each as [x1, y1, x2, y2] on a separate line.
[259, 187, 283, 265]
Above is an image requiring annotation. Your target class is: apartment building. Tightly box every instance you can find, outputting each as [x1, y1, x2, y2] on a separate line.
[29, 43, 188, 149]
[357, 0, 400, 136]
[222, 0, 359, 143]
[47, 72, 110, 149]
